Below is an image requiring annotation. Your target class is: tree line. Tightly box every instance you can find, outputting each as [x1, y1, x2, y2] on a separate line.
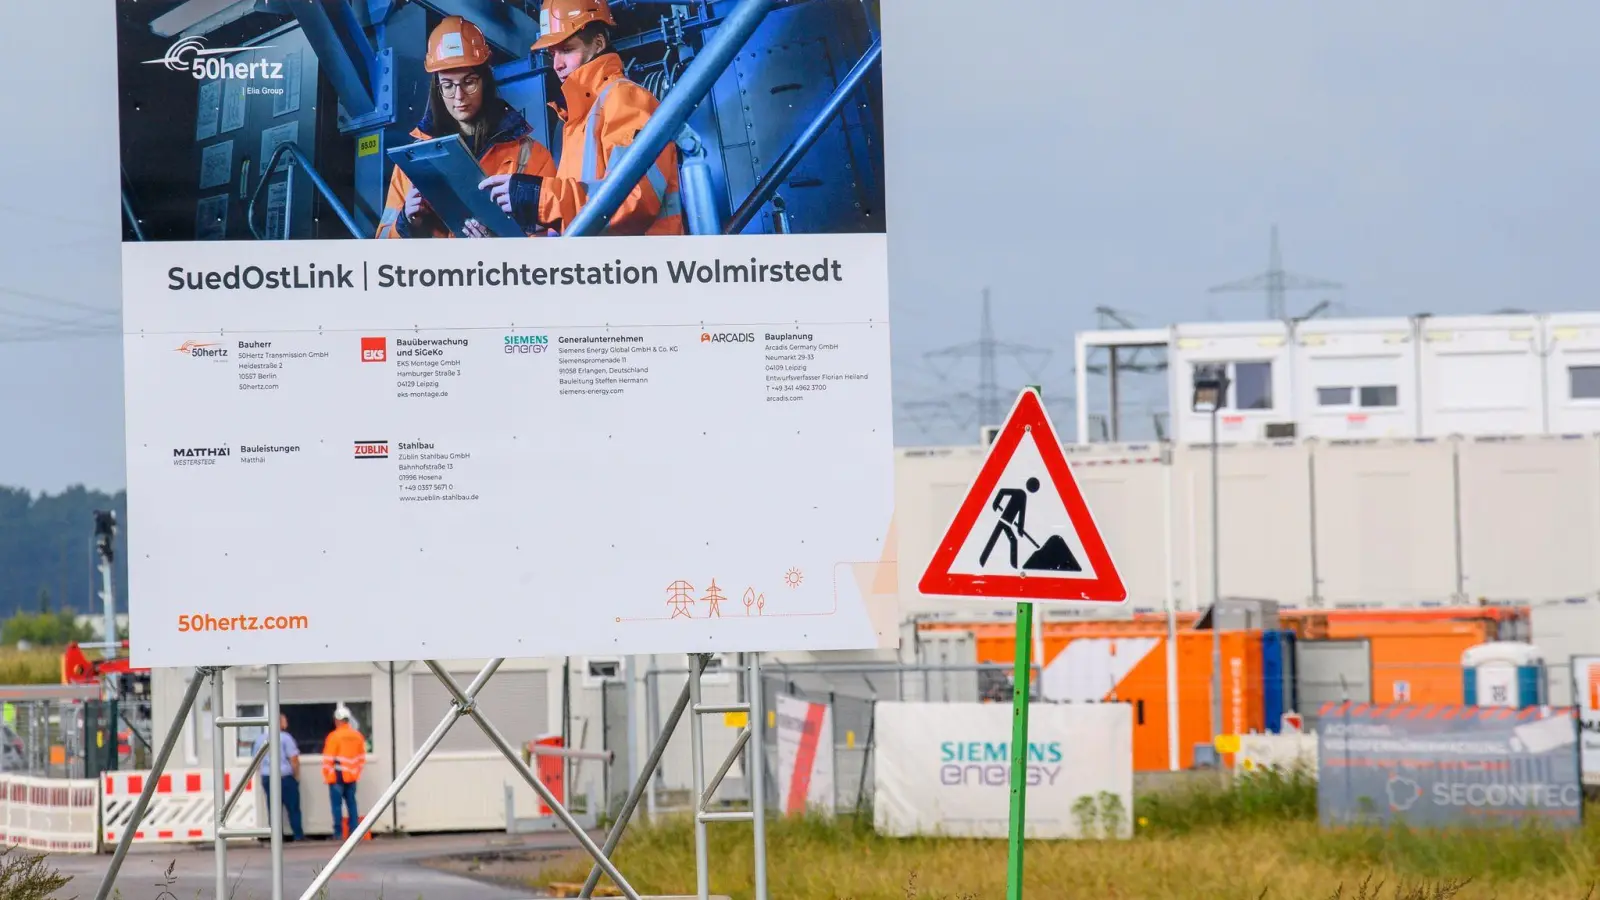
[0, 485, 128, 638]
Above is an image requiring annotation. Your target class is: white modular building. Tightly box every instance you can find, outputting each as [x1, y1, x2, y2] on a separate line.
[1075, 311, 1600, 445]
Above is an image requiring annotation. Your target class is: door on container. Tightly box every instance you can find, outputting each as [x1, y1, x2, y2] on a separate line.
[1295, 639, 1372, 732]
[602, 680, 627, 816]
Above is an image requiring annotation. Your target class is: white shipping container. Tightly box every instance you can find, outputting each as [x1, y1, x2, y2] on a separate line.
[1417, 314, 1545, 437]
[1294, 319, 1419, 440]
[1544, 312, 1600, 435]
[1457, 435, 1600, 603]
[1170, 321, 1296, 445]
[1310, 439, 1459, 607]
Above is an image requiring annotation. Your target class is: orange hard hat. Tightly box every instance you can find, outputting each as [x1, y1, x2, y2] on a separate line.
[425, 16, 492, 73]
[532, 0, 616, 51]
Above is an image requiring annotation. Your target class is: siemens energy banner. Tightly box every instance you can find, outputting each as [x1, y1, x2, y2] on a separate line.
[872, 703, 1134, 840]
[1317, 703, 1583, 830]
[113, 1, 895, 667]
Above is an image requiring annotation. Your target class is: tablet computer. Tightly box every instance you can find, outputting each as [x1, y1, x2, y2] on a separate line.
[387, 134, 525, 237]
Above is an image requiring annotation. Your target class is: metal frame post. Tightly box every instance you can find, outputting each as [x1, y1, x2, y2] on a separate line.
[747, 653, 769, 900]
[267, 666, 283, 900]
[1210, 405, 1222, 742]
[688, 655, 711, 900]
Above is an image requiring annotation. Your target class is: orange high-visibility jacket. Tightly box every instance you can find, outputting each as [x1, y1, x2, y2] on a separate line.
[377, 101, 557, 238]
[321, 723, 366, 785]
[538, 53, 684, 236]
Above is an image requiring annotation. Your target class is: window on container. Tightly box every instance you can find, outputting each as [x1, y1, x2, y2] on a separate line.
[235, 701, 372, 757]
[1317, 386, 1353, 407]
[1359, 385, 1399, 407]
[1571, 365, 1600, 400]
[1234, 361, 1273, 409]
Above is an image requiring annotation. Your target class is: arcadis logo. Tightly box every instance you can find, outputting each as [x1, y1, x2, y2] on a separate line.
[144, 36, 284, 81]
[504, 334, 549, 355]
[701, 332, 756, 344]
[175, 340, 228, 359]
[361, 337, 387, 362]
[939, 739, 1064, 787]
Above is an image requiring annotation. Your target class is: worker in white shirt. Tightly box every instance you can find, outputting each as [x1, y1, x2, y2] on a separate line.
[252, 714, 304, 842]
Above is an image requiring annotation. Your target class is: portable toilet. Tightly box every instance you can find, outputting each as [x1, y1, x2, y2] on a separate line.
[1461, 642, 1544, 709]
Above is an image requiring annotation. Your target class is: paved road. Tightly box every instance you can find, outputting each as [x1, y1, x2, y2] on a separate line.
[46, 831, 581, 900]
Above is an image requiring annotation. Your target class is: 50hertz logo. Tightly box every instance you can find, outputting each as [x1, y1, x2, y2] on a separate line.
[143, 36, 284, 81]
[175, 340, 228, 359]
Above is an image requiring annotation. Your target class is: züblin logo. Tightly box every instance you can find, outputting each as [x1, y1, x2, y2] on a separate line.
[143, 36, 284, 81]
[939, 740, 1064, 787]
[504, 334, 550, 355]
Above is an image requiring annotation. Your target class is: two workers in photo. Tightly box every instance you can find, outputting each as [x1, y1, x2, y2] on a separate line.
[377, 0, 684, 239]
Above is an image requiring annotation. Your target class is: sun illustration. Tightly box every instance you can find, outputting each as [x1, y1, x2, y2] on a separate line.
[784, 567, 804, 589]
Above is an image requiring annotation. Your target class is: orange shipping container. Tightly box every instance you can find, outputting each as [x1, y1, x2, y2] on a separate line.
[971, 628, 1264, 772]
[1324, 619, 1494, 706]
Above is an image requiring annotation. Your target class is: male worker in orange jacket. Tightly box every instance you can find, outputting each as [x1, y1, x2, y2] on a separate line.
[322, 705, 367, 839]
[478, 0, 684, 236]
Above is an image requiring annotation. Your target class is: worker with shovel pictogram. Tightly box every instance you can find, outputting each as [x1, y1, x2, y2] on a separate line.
[978, 477, 1083, 573]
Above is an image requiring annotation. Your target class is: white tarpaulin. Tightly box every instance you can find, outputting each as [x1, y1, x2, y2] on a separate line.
[872, 701, 1133, 839]
[775, 695, 835, 816]
[1576, 655, 1600, 786]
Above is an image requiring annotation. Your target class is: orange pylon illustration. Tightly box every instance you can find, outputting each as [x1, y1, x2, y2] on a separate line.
[666, 580, 695, 619]
[701, 579, 727, 617]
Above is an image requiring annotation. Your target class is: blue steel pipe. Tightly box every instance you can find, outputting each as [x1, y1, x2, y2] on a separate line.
[248, 143, 371, 239]
[562, 0, 774, 237]
[724, 37, 881, 235]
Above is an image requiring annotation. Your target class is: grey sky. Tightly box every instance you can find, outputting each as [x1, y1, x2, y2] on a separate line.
[1, 0, 1596, 493]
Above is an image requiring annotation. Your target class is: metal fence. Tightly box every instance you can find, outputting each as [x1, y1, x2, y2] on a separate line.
[755, 663, 1047, 813]
[3, 697, 153, 778]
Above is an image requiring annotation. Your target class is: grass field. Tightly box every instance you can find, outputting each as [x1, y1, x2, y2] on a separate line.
[0, 646, 60, 685]
[540, 773, 1600, 900]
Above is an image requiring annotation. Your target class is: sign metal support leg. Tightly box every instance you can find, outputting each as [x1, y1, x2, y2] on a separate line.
[579, 675, 694, 897]
[688, 652, 770, 900]
[298, 658, 645, 900]
[93, 669, 208, 900]
[1006, 600, 1034, 900]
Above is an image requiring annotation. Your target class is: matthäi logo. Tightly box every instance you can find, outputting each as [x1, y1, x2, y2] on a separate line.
[143, 36, 284, 81]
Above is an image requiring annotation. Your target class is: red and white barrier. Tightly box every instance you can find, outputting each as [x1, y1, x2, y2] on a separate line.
[101, 768, 257, 846]
[0, 774, 100, 854]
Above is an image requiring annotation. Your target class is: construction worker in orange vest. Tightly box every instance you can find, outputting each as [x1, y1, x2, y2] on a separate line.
[322, 705, 368, 839]
[479, 0, 684, 236]
[376, 16, 557, 238]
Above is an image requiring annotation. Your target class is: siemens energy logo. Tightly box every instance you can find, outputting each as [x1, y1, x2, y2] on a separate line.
[504, 334, 549, 355]
[940, 739, 1064, 787]
[144, 36, 284, 81]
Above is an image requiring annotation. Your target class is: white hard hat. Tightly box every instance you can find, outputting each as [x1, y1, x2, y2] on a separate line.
[334, 704, 353, 721]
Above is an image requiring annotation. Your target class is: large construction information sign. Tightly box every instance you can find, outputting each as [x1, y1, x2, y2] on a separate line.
[112, 1, 895, 667]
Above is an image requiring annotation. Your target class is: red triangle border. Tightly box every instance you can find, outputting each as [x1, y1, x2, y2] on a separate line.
[916, 390, 1128, 603]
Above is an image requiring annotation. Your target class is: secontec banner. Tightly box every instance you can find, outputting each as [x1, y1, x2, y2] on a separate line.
[872, 702, 1134, 840]
[112, 2, 895, 667]
[1317, 702, 1583, 829]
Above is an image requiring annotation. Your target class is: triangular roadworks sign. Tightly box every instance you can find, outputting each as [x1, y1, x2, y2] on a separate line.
[918, 389, 1127, 603]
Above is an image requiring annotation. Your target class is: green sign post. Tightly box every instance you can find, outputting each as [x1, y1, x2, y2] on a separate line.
[915, 384, 1127, 900]
[1006, 597, 1034, 898]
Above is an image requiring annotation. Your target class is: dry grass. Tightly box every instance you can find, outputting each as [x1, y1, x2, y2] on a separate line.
[0, 647, 60, 685]
[540, 786, 1600, 900]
